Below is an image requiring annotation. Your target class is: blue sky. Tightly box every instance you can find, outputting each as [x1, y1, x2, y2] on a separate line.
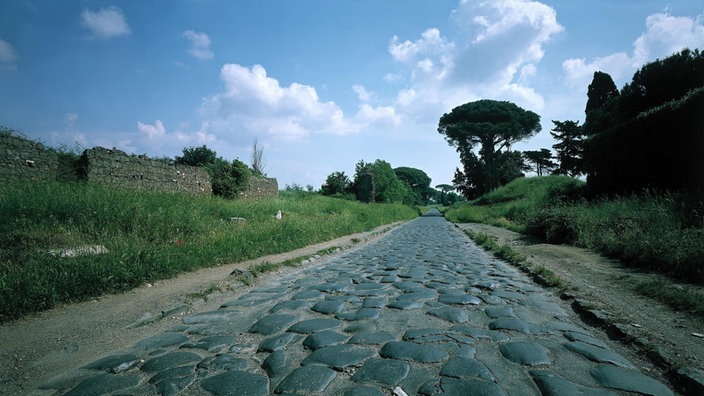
[1, 1, 703, 189]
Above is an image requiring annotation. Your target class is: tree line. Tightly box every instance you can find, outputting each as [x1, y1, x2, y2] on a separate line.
[441, 48, 703, 204]
[320, 161, 463, 206]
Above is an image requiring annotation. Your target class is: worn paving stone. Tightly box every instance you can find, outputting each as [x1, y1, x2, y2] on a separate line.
[134, 333, 189, 350]
[149, 366, 196, 396]
[63, 373, 141, 396]
[200, 370, 269, 396]
[288, 318, 342, 334]
[181, 335, 234, 352]
[268, 300, 312, 313]
[438, 293, 482, 305]
[419, 377, 508, 396]
[311, 300, 347, 314]
[182, 311, 229, 324]
[488, 317, 550, 335]
[301, 344, 375, 369]
[248, 314, 298, 335]
[440, 357, 494, 380]
[302, 330, 349, 349]
[529, 370, 618, 396]
[388, 299, 425, 310]
[291, 290, 326, 300]
[484, 306, 514, 318]
[262, 350, 286, 377]
[258, 332, 298, 352]
[274, 365, 337, 394]
[591, 364, 674, 396]
[336, 307, 381, 321]
[352, 358, 410, 386]
[82, 353, 140, 373]
[197, 354, 248, 371]
[563, 331, 609, 349]
[564, 341, 636, 369]
[451, 325, 511, 343]
[499, 341, 552, 366]
[379, 341, 449, 363]
[140, 351, 201, 374]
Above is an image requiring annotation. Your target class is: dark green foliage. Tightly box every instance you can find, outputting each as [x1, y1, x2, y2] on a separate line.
[321, 171, 351, 197]
[585, 87, 704, 196]
[522, 149, 556, 177]
[394, 166, 432, 205]
[583, 71, 620, 136]
[438, 99, 540, 196]
[550, 120, 584, 177]
[209, 158, 251, 199]
[175, 145, 217, 167]
[352, 160, 411, 204]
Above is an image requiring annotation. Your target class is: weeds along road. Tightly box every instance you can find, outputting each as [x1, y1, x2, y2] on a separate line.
[37, 209, 674, 395]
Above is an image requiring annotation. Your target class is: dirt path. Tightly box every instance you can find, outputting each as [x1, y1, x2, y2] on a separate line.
[458, 223, 704, 390]
[0, 223, 399, 395]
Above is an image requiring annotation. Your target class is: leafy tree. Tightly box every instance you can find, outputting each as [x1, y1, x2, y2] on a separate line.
[550, 120, 584, 177]
[438, 99, 541, 194]
[583, 71, 620, 136]
[352, 160, 410, 203]
[523, 149, 556, 176]
[435, 184, 454, 205]
[210, 158, 251, 199]
[619, 48, 704, 118]
[394, 167, 432, 205]
[175, 145, 217, 167]
[321, 171, 351, 196]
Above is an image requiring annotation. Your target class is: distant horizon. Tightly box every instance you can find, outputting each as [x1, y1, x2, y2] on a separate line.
[1, 1, 702, 188]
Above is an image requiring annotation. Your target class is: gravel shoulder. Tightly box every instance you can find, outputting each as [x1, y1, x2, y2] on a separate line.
[458, 222, 704, 391]
[0, 223, 399, 395]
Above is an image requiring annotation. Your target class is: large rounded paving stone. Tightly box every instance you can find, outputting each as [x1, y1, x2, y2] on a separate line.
[488, 318, 548, 334]
[262, 350, 286, 377]
[311, 300, 347, 314]
[344, 386, 387, 396]
[200, 370, 269, 396]
[248, 314, 298, 335]
[63, 373, 140, 396]
[564, 341, 635, 369]
[388, 299, 425, 310]
[499, 341, 552, 366]
[149, 366, 197, 396]
[529, 370, 617, 396]
[197, 354, 248, 371]
[591, 364, 674, 396]
[379, 341, 449, 363]
[182, 310, 229, 324]
[438, 294, 482, 305]
[140, 351, 202, 373]
[303, 330, 349, 349]
[440, 357, 494, 380]
[258, 332, 298, 352]
[349, 331, 396, 345]
[288, 318, 341, 334]
[352, 358, 410, 386]
[181, 335, 234, 351]
[301, 344, 375, 369]
[484, 306, 514, 319]
[275, 365, 337, 394]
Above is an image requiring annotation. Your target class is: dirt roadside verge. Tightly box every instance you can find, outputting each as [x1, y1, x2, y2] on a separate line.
[0, 222, 402, 395]
[457, 222, 704, 394]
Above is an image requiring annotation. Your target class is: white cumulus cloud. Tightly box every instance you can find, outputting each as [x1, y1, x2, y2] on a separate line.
[199, 64, 400, 141]
[183, 30, 214, 60]
[81, 6, 131, 39]
[562, 12, 704, 89]
[137, 120, 166, 140]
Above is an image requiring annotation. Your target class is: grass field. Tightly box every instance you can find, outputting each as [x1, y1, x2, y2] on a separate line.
[0, 181, 418, 322]
[444, 176, 704, 284]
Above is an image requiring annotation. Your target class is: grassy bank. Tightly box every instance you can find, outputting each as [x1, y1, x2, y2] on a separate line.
[0, 182, 418, 322]
[445, 176, 704, 284]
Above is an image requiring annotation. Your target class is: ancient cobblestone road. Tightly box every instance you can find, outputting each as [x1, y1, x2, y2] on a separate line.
[43, 210, 674, 395]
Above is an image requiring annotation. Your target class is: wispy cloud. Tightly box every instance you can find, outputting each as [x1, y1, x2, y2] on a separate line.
[183, 30, 214, 60]
[0, 38, 18, 70]
[81, 6, 131, 39]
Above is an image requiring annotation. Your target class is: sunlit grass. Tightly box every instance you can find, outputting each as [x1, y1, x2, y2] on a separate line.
[0, 181, 418, 322]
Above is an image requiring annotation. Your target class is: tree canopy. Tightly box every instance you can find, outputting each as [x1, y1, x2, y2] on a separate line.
[394, 166, 432, 205]
[352, 160, 411, 204]
[550, 120, 584, 177]
[438, 99, 540, 196]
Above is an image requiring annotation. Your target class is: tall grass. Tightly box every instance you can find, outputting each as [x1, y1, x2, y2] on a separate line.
[0, 182, 418, 322]
[445, 176, 704, 284]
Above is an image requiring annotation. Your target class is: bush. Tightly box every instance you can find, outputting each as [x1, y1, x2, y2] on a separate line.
[209, 158, 251, 199]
